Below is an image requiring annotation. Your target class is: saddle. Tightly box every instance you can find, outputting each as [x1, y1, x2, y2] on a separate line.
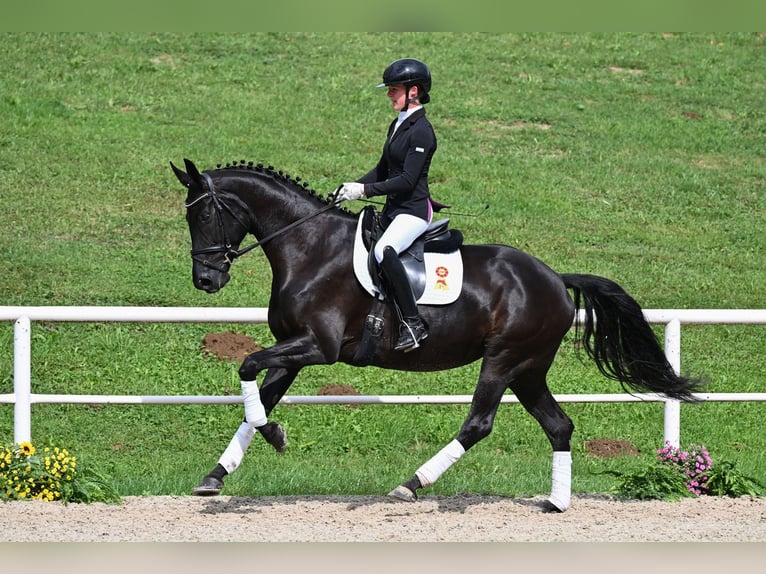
[354, 205, 464, 304]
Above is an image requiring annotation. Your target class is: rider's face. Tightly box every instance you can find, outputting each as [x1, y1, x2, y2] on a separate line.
[387, 84, 417, 112]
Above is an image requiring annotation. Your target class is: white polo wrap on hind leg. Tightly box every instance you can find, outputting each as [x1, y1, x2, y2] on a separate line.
[548, 450, 572, 511]
[241, 379, 268, 428]
[218, 421, 256, 474]
[415, 439, 465, 487]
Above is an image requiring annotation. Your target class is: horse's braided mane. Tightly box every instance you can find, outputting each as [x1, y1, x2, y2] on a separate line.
[213, 159, 343, 209]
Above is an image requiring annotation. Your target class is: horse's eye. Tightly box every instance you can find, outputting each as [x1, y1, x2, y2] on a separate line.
[199, 211, 212, 224]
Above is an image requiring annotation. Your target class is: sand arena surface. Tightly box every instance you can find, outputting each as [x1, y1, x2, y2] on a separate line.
[1, 493, 764, 542]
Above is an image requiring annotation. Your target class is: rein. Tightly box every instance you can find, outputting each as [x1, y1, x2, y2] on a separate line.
[186, 172, 338, 268]
[234, 200, 338, 258]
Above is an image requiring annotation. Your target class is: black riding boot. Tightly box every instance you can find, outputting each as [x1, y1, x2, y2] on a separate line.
[380, 246, 428, 352]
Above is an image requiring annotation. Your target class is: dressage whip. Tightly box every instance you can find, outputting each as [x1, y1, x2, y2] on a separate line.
[359, 198, 491, 217]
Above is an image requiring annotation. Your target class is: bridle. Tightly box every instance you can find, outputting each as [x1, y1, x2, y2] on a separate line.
[185, 172, 339, 271]
[185, 172, 250, 272]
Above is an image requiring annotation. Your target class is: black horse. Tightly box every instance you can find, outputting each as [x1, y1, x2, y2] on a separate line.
[171, 158, 703, 511]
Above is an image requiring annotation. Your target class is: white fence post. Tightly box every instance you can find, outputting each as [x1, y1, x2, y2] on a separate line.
[13, 316, 32, 444]
[663, 318, 681, 448]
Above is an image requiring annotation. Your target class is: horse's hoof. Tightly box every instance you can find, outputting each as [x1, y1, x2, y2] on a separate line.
[388, 485, 418, 502]
[542, 498, 567, 513]
[192, 476, 224, 496]
[259, 421, 287, 453]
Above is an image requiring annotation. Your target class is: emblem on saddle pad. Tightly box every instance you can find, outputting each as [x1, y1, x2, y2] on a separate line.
[352, 208, 464, 305]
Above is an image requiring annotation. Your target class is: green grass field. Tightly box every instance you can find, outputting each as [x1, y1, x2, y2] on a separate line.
[1, 33, 764, 498]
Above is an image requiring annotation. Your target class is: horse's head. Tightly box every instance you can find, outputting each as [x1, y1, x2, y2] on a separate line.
[171, 158, 250, 293]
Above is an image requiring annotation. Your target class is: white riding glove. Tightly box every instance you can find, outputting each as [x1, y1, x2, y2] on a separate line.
[335, 182, 365, 203]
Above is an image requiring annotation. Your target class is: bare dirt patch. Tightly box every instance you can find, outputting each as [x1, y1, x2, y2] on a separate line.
[318, 383, 361, 407]
[318, 383, 360, 396]
[202, 331, 262, 362]
[585, 438, 640, 458]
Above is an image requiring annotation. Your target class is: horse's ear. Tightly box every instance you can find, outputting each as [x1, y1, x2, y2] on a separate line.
[170, 161, 192, 188]
[183, 158, 203, 182]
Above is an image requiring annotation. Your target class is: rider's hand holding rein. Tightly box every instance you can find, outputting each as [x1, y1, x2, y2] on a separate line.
[335, 182, 365, 203]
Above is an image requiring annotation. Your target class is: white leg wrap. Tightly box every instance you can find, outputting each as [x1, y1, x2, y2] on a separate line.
[218, 421, 256, 474]
[415, 439, 465, 488]
[241, 380, 267, 427]
[548, 450, 572, 511]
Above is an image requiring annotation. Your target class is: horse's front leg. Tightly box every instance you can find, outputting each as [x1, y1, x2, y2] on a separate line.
[193, 335, 331, 496]
[193, 367, 300, 495]
[236, 333, 334, 442]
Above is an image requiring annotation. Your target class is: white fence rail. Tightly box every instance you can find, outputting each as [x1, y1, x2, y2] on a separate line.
[2, 306, 766, 448]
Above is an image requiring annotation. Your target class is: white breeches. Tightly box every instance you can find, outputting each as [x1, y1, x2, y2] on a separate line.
[373, 213, 430, 263]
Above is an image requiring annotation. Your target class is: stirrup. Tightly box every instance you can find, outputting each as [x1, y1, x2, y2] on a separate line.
[394, 319, 428, 352]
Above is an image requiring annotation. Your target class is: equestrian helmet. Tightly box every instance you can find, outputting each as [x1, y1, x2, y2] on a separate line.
[377, 58, 431, 102]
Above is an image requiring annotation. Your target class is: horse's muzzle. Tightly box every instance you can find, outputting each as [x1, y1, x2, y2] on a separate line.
[193, 267, 231, 293]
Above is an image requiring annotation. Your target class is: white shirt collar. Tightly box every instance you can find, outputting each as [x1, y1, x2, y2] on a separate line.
[393, 105, 422, 135]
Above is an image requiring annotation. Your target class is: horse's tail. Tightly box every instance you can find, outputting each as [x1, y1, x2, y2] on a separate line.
[561, 273, 705, 403]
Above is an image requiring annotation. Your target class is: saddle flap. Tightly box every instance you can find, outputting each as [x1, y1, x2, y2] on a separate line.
[360, 205, 380, 251]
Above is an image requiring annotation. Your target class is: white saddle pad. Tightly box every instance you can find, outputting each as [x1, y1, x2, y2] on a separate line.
[352, 213, 463, 305]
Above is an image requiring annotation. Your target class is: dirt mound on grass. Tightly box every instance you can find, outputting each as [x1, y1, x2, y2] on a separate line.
[585, 438, 640, 458]
[202, 332, 262, 362]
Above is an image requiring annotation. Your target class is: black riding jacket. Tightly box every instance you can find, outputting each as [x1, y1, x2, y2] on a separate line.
[358, 107, 437, 223]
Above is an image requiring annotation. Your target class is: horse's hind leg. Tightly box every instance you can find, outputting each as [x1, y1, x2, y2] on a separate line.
[388, 371, 508, 503]
[192, 367, 299, 496]
[510, 368, 575, 512]
[389, 359, 575, 512]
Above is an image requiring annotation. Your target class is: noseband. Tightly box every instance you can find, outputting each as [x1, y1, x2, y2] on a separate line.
[185, 172, 339, 272]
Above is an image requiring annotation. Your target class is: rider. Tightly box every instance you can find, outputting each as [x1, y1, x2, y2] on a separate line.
[335, 57, 437, 352]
